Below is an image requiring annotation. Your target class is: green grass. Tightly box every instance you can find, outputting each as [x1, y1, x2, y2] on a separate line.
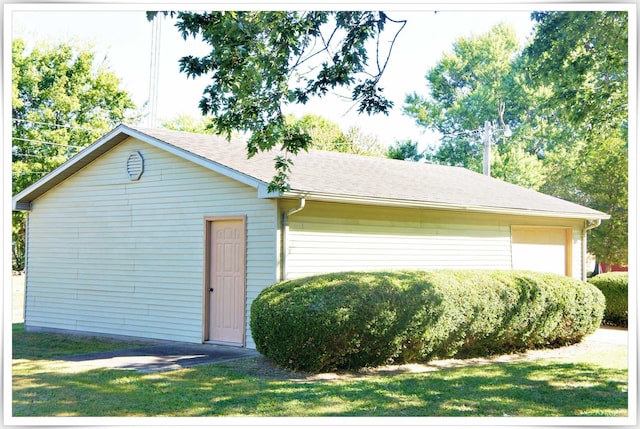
[11, 324, 628, 417]
[11, 324, 153, 360]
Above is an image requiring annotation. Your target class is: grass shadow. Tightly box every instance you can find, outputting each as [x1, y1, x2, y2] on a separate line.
[11, 322, 628, 418]
[12, 355, 628, 417]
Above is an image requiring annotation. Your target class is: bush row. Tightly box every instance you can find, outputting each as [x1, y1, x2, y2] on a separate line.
[588, 272, 628, 327]
[250, 270, 605, 373]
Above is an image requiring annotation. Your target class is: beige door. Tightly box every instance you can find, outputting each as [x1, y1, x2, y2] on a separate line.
[511, 226, 572, 276]
[207, 219, 246, 345]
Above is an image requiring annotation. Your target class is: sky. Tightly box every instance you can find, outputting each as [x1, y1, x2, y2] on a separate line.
[8, 2, 538, 148]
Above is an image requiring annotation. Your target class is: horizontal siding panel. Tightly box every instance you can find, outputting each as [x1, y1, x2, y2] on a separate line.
[70, 322, 202, 343]
[27, 283, 136, 295]
[74, 312, 202, 328]
[288, 253, 511, 263]
[61, 254, 203, 264]
[289, 239, 508, 251]
[29, 305, 203, 326]
[73, 271, 202, 289]
[285, 201, 515, 279]
[246, 260, 277, 270]
[26, 137, 277, 346]
[27, 271, 80, 281]
[28, 296, 145, 314]
[129, 184, 263, 197]
[26, 318, 77, 331]
[294, 221, 510, 234]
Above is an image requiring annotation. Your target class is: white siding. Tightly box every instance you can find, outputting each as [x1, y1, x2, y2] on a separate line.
[25, 137, 277, 347]
[284, 201, 585, 280]
[284, 202, 512, 278]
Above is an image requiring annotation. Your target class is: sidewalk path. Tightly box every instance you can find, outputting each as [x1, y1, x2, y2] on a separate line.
[58, 342, 260, 373]
[585, 326, 628, 345]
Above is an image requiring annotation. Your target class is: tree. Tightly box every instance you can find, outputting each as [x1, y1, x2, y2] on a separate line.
[150, 11, 406, 191]
[576, 134, 628, 265]
[387, 140, 424, 161]
[403, 23, 546, 188]
[490, 142, 546, 189]
[344, 126, 387, 157]
[285, 114, 387, 156]
[522, 11, 628, 134]
[522, 11, 628, 264]
[161, 114, 216, 134]
[284, 113, 348, 152]
[12, 39, 136, 270]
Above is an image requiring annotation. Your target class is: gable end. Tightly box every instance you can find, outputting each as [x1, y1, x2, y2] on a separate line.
[12, 125, 273, 211]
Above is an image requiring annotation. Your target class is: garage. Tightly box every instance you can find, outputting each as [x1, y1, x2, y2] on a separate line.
[511, 226, 572, 276]
[12, 125, 608, 345]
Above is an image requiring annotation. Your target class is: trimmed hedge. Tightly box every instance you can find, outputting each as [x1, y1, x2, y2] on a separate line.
[250, 270, 605, 372]
[588, 272, 628, 327]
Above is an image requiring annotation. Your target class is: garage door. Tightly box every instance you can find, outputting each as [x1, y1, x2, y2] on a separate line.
[511, 226, 572, 276]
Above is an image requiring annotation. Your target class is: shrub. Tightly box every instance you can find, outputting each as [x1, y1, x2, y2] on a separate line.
[588, 272, 628, 327]
[250, 270, 605, 372]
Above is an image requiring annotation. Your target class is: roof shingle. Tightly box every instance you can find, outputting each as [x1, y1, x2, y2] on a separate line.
[134, 126, 607, 219]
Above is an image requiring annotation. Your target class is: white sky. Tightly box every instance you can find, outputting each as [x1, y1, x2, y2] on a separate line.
[8, 3, 538, 147]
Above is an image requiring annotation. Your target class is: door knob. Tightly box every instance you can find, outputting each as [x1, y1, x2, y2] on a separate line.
[209, 288, 214, 292]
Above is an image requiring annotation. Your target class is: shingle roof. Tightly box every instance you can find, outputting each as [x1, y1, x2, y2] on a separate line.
[134, 126, 607, 220]
[13, 124, 609, 220]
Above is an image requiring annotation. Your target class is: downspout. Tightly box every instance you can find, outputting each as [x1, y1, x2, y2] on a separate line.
[280, 198, 306, 281]
[582, 219, 602, 281]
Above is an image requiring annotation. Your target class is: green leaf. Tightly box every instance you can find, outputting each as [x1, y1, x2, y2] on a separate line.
[169, 10, 404, 191]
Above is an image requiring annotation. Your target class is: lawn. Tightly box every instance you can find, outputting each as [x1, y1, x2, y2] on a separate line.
[11, 323, 628, 418]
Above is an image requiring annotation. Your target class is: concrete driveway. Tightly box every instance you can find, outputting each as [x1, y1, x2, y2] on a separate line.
[585, 326, 627, 345]
[58, 342, 260, 373]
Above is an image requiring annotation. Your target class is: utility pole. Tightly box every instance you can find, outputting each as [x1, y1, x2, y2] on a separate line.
[483, 120, 492, 176]
[148, 15, 161, 128]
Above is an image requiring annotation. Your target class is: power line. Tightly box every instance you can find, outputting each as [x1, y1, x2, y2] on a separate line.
[11, 171, 50, 177]
[12, 151, 78, 158]
[441, 128, 483, 139]
[12, 137, 84, 149]
[12, 117, 95, 133]
[12, 153, 46, 159]
[148, 14, 161, 127]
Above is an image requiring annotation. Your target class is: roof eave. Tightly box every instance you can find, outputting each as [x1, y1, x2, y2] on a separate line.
[280, 191, 610, 221]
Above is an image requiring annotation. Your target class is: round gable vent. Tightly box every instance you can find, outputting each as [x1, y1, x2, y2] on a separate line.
[126, 151, 144, 181]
